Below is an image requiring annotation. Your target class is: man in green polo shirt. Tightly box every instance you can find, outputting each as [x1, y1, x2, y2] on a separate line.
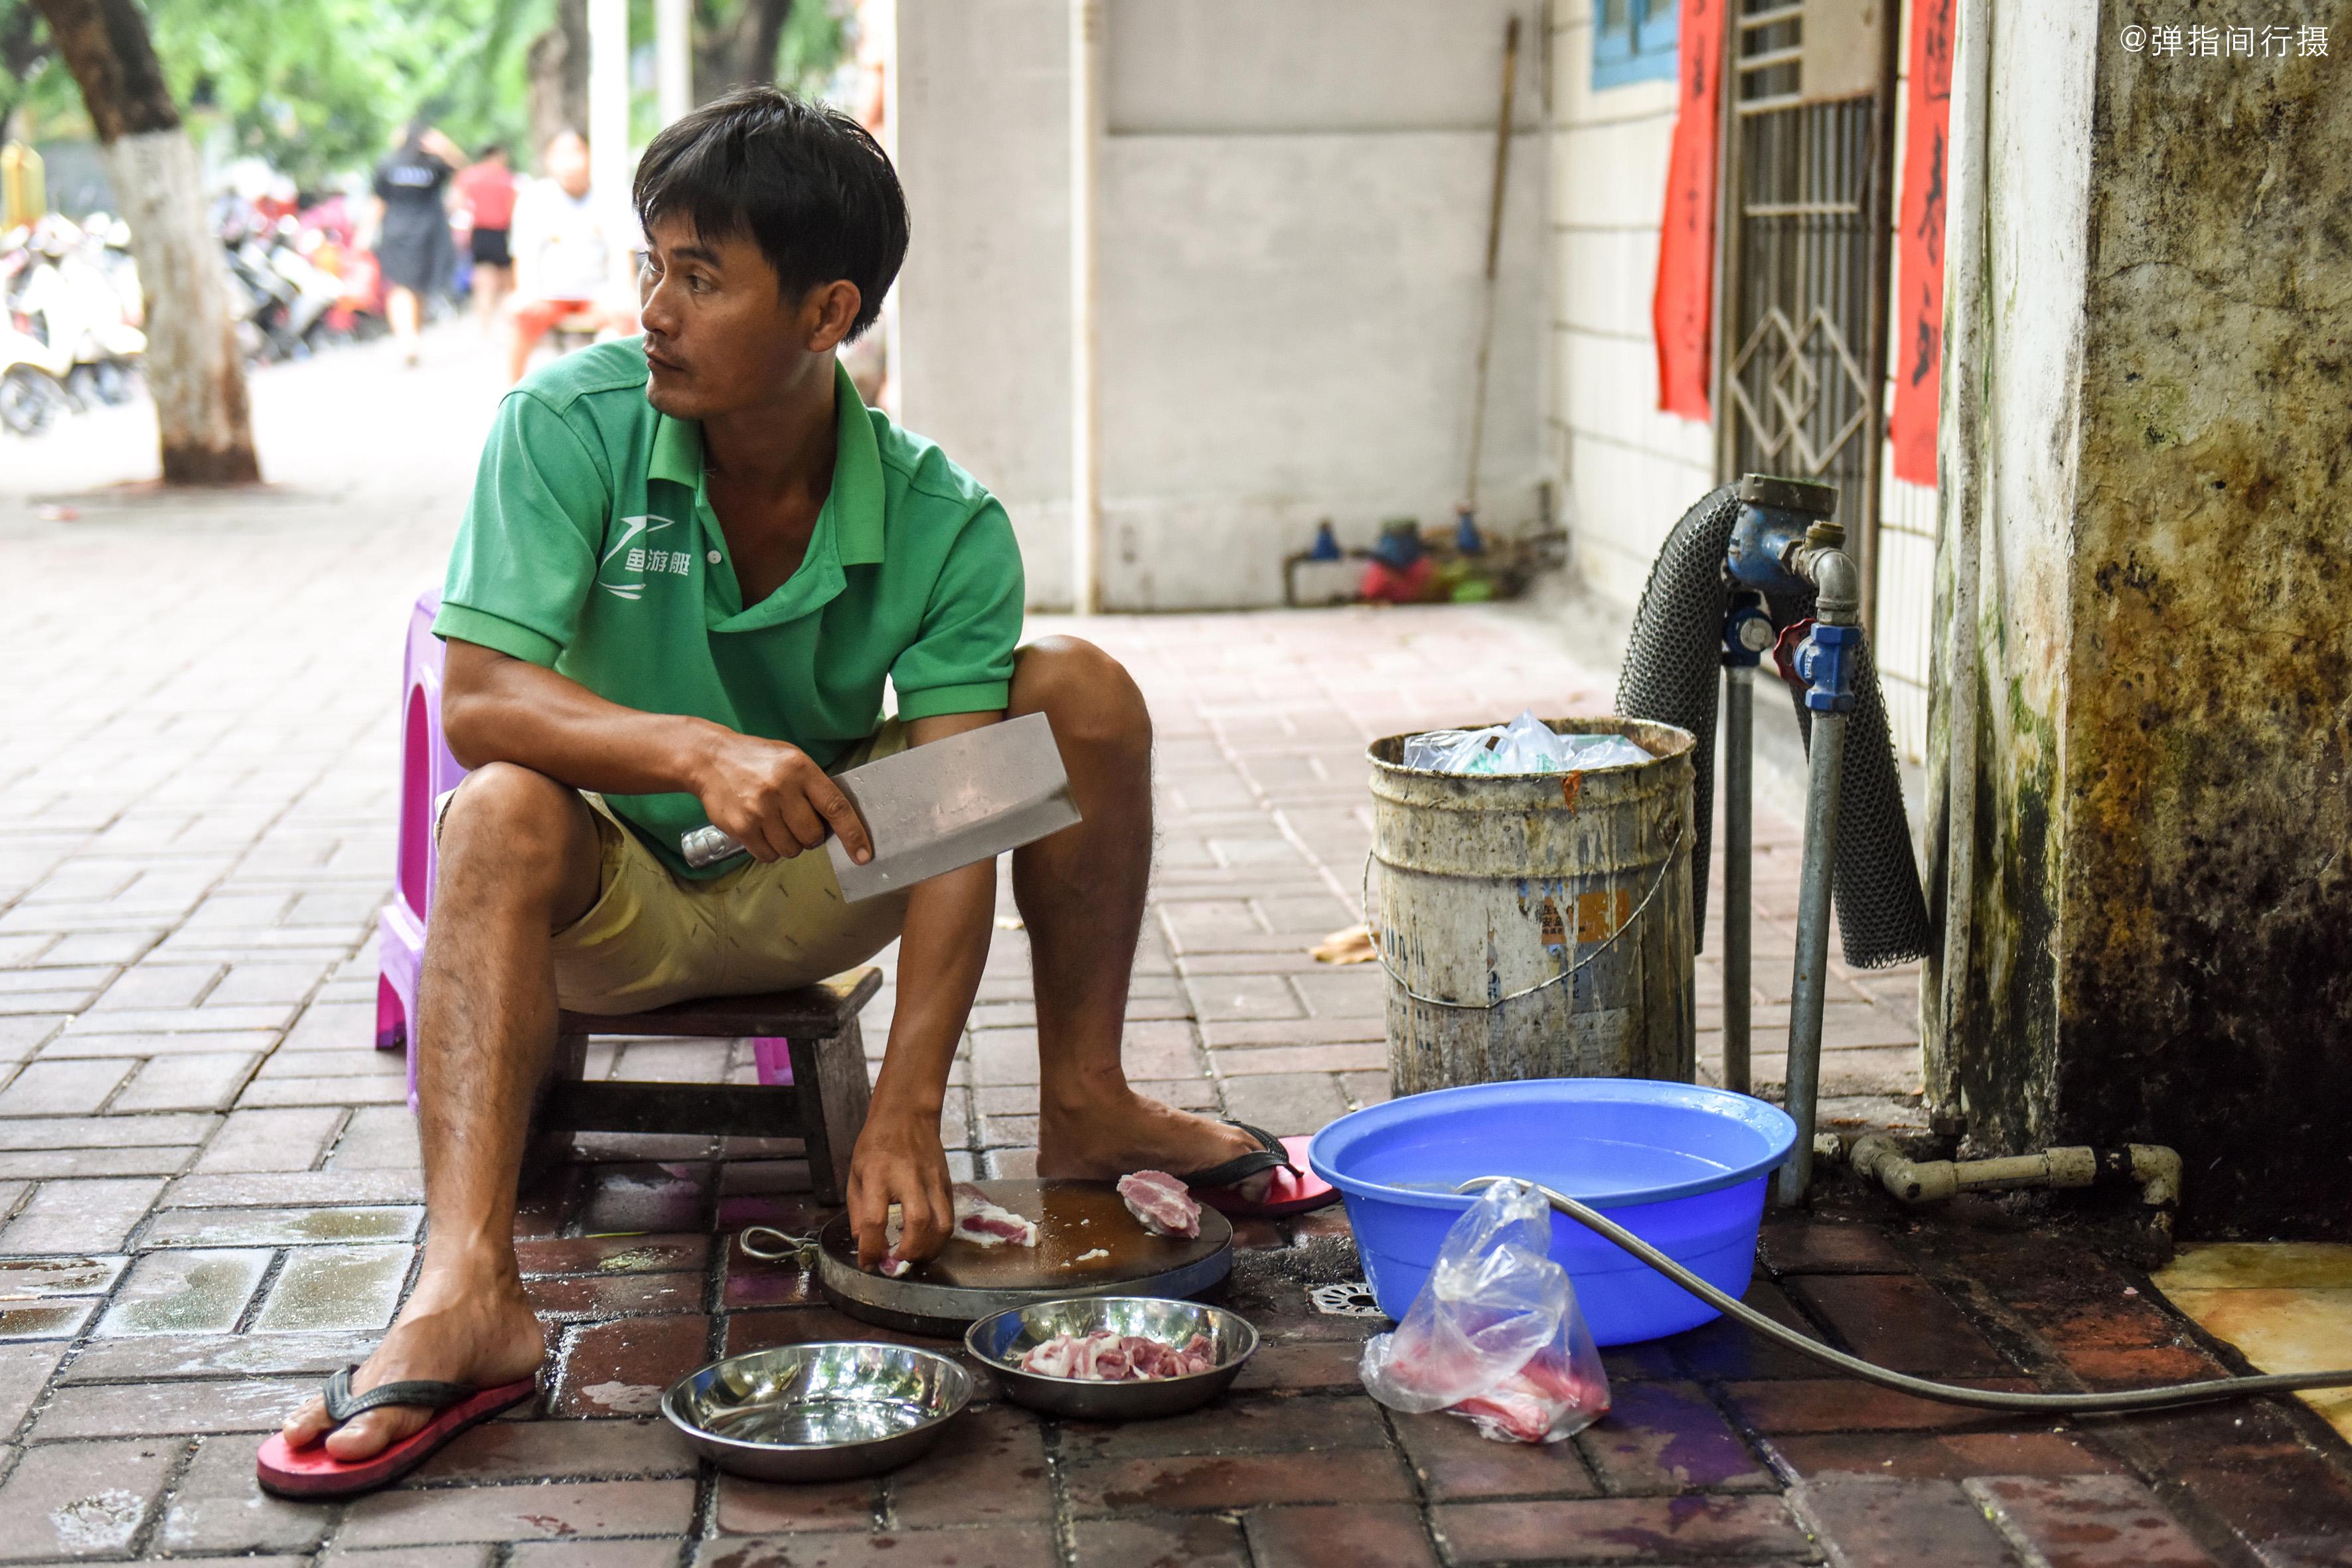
[271, 88, 1290, 1481]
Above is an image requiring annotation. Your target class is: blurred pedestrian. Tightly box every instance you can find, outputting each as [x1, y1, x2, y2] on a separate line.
[454, 143, 517, 335]
[505, 129, 635, 383]
[367, 119, 463, 366]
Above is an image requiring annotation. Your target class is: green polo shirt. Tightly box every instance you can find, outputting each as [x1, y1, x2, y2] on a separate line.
[433, 339, 1025, 879]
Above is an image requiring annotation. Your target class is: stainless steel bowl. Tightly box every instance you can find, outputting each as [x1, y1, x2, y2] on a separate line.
[663, 1342, 973, 1482]
[963, 1296, 1257, 1421]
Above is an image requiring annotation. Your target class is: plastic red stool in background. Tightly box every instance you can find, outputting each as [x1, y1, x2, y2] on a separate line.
[378, 589, 791, 1105]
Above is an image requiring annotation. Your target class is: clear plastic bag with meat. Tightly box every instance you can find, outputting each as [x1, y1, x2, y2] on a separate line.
[1358, 1178, 1611, 1443]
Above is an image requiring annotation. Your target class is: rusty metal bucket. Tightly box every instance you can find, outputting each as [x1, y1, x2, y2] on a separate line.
[1366, 717, 1697, 1096]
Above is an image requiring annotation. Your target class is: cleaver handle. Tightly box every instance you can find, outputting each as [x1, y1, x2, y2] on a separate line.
[680, 824, 749, 870]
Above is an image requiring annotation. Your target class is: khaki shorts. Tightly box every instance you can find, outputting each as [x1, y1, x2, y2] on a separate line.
[444, 719, 913, 1015]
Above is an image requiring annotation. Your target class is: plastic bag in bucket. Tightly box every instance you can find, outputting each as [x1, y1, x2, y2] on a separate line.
[1358, 1178, 1611, 1443]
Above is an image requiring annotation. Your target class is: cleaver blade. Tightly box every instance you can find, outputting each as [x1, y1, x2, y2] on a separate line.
[825, 711, 1081, 902]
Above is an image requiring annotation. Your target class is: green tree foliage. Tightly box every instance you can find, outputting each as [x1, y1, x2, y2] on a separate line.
[3, 0, 544, 188]
[3, 0, 852, 189]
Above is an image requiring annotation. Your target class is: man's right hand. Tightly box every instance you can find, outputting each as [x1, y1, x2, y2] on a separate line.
[690, 730, 874, 866]
[848, 1107, 955, 1272]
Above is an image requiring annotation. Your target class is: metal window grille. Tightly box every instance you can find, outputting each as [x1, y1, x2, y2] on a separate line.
[1711, 0, 1899, 625]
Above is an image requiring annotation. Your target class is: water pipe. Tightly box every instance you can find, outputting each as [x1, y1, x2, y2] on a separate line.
[1777, 530, 1863, 1206]
[1717, 599, 1769, 1097]
[1845, 1136, 2182, 1247]
[1620, 477, 1928, 1172]
[1457, 1176, 2352, 1414]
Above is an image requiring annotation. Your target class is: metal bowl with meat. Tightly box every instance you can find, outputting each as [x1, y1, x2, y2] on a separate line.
[963, 1296, 1258, 1420]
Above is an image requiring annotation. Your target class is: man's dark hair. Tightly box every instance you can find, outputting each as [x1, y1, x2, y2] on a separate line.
[633, 86, 909, 341]
[478, 141, 509, 162]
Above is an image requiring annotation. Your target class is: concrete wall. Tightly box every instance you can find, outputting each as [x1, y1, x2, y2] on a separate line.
[1543, 5, 1715, 611]
[888, 0, 1075, 605]
[891, 0, 1549, 611]
[1926, 0, 2352, 1234]
[1922, 0, 2098, 1150]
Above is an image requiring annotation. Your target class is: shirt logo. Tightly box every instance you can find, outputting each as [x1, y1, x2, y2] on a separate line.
[599, 514, 689, 599]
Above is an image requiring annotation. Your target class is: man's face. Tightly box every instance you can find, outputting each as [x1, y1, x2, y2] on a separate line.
[546, 133, 591, 197]
[638, 215, 817, 421]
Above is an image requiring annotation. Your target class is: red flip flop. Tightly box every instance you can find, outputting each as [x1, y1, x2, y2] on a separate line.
[1184, 1121, 1342, 1219]
[256, 1368, 540, 1499]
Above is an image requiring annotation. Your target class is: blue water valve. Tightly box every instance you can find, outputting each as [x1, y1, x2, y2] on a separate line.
[1793, 623, 1861, 714]
[1722, 602, 1774, 668]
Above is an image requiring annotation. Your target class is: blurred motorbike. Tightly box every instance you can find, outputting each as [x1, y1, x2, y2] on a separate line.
[7, 214, 145, 407]
[0, 317, 73, 435]
[264, 217, 354, 350]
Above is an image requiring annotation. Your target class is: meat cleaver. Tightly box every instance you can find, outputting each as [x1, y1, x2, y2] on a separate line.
[678, 712, 1081, 900]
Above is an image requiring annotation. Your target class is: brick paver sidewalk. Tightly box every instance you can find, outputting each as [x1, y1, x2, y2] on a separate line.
[2, 339, 2345, 1564]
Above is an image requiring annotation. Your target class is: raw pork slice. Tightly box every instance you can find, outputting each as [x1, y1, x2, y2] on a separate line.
[1018, 1330, 1217, 1381]
[951, 1184, 1039, 1246]
[1449, 1346, 1609, 1445]
[1117, 1170, 1201, 1238]
[875, 1185, 1040, 1275]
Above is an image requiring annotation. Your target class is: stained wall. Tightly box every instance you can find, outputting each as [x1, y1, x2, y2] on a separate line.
[1928, 0, 2352, 1233]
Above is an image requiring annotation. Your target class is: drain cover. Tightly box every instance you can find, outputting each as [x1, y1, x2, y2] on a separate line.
[1310, 1281, 1385, 1318]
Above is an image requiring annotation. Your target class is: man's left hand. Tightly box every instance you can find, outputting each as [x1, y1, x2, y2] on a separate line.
[847, 1105, 954, 1271]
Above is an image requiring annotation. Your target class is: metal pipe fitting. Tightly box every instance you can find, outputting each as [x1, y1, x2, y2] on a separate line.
[1799, 544, 1863, 625]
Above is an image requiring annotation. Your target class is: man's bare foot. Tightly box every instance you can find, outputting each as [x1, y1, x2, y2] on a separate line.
[1037, 1089, 1271, 1196]
[278, 1265, 544, 1462]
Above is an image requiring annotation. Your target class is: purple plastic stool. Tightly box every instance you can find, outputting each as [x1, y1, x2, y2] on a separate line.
[377, 589, 792, 1099]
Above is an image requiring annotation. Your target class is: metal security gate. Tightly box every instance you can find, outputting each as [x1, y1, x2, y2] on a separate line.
[1711, 0, 1900, 623]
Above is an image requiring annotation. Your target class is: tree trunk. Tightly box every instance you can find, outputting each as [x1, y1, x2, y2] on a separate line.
[525, 0, 590, 161]
[693, 0, 793, 104]
[1, 3, 54, 136]
[30, 0, 258, 484]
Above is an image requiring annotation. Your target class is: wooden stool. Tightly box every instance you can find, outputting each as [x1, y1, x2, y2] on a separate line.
[536, 968, 880, 1204]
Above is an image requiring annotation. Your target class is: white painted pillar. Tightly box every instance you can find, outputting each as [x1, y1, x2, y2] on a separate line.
[656, 0, 693, 125]
[1067, 0, 1105, 615]
[589, 0, 632, 217]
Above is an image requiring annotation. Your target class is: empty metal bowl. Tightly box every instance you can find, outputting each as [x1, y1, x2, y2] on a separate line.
[963, 1296, 1258, 1421]
[663, 1342, 973, 1482]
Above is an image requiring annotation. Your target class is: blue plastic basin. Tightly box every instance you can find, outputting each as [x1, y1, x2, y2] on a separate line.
[1306, 1079, 1796, 1346]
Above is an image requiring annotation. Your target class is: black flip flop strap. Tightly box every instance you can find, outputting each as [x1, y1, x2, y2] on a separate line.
[323, 1366, 488, 1423]
[1180, 1120, 1301, 1191]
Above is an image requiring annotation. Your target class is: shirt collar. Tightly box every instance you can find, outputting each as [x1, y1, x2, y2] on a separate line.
[828, 359, 885, 567]
[645, 358, 885, 567]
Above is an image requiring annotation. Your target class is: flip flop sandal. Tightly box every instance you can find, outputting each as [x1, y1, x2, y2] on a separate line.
[1180, 1119, 1342, 1219]
[254, 1367, 540, 1499]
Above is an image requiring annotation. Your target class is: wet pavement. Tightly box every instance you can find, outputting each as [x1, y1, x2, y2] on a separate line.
[1, 332, 2345, 1563]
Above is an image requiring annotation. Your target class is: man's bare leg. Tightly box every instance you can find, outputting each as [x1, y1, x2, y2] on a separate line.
[473, 263, 510, 334]
[1014, 638, 1260, 1180]
[279, 763, 601, 1460]
[507, 315, 538, 384]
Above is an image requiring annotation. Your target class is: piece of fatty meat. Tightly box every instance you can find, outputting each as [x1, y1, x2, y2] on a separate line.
[872, 1186, 1040, 1275]
[1117, 1170, 1202, 1238]
[1449, 1346, 1609, 1444]
[1017, 1330, 1217, 1381]
[951, 1184, 1039, 1246]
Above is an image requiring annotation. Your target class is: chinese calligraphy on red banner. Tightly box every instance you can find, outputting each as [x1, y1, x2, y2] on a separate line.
[1652, 0, 1723, 421]
[1887, 0, 1954, 485]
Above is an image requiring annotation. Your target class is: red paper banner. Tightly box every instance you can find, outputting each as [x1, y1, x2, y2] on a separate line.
[1888, 0, 1956, 486]
[1652, 0, 1723, 421]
